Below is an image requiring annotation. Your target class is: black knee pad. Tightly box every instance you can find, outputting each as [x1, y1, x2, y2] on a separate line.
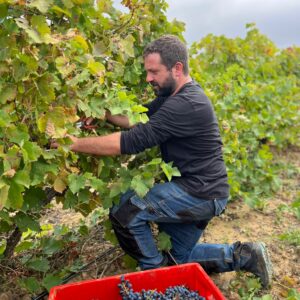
[109, 195, 143, 228]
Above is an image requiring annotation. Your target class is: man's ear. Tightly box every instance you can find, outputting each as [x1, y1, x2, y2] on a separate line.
[173, 62, 184, 76]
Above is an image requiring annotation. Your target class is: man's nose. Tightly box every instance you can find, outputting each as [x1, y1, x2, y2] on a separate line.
[146, 73, 153, 83]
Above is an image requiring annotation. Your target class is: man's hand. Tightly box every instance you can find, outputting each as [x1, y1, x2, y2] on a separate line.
[77, 117, 97, 130]
[50, 135, 78, 150]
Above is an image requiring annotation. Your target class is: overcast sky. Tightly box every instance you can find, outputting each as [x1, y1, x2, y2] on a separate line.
[166, 0, 300, 48]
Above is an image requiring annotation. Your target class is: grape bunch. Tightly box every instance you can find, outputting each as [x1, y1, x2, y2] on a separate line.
[118, 275, 206, 300]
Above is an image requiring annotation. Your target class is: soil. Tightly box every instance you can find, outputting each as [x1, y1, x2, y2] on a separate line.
[0, 148, 299, 300]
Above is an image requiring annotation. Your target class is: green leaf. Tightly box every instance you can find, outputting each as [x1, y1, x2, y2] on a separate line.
[147, 158, 162, 165]
[41, 238, 64, 255]
[78, 224, 89, 236]
[7, 181, 24, 209]
[78, 189, 90, 203]
[0, 110, 12, 127]
[63, 190, 78, 209]
[27, 257, 50, 272]
[30, 161, 58, 185]
[28, 0, 54, 14]
[109, 183, 122, 198]
[14, 170, 31, 188]
[246, 277, 261, 290]
[122, 254, 137, 269]
[21, 277, 40, 293]
[89, 97, 106, 118]
[90, 178, 104, 192]
[0, 4, 8, 19]
[0, 239, 6, 255]
[131, 105, 148, 113]
[286, 288, 300, 300]
[68, 174, 86, 194]
[37, 74, 56, 100]
[15, 241, 34, 253]
[0, 210, 12, 224]
[53, 224, 70, 236]
[131, 175, 149, 198]
[15, 18, 43, 43]
[157, 231, 172, 251]
[51, 5, 72, 17]
[23, 187, 46, 211]
[14, 212, 41, 232]
[0, 84, 16, 104]
[22, 141, 42, 163]
[7, 125, 30, 145]
[160, 162, 181, 181]
[42, 274, 61, 291]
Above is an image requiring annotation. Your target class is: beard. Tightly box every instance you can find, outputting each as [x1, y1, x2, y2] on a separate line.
[151, 73, 177, 97]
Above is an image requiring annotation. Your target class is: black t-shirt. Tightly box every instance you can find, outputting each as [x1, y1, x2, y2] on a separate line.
[121, 81, 230, 200]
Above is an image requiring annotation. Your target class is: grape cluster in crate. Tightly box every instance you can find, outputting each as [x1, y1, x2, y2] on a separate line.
[118, 275, 205, 300]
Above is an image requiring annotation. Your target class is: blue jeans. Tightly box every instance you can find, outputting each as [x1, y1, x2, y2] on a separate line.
[109, 182, 237, 272]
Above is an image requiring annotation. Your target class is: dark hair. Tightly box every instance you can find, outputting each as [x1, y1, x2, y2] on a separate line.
[143, 35, 189, 75]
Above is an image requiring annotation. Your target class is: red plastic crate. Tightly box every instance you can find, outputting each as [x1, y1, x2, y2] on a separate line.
[49, 263, 225, 300]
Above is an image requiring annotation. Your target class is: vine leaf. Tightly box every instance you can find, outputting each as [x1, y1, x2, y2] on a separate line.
[28, 0, 53, 14]
[158, 231, 172, 251]
[27, 257, 50, 272]
[42, 274, 62, 291]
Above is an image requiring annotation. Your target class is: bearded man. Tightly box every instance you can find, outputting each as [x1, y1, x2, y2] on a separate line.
[54, 35, 272, 288]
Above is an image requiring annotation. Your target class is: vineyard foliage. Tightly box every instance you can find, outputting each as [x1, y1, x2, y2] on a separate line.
[0, 0, 299, 293]
[190, 26, 300, 207]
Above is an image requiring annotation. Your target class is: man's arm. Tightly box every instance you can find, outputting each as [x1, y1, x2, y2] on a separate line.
[64, 132, 121, 156]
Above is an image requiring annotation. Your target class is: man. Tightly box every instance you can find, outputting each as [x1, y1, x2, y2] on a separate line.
[57, 35, 272, 288]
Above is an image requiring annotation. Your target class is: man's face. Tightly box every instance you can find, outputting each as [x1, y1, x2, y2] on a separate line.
[144, 53, 177, 97]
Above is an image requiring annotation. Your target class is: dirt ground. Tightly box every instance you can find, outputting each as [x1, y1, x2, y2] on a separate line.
[206, 148, 300, 299]
[0, 149, 299, 300]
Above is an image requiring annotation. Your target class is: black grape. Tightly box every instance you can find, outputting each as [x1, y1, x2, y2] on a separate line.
[118, 276, 206, 300]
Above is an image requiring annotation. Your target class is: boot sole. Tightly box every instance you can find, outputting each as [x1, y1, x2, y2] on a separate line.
[256, 242, 273, 288]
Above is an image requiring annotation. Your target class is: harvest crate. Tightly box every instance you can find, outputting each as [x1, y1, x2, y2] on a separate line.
[49, 263, 225, 300]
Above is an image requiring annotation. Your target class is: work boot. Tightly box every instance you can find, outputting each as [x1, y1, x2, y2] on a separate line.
[234, 242, 273, 288]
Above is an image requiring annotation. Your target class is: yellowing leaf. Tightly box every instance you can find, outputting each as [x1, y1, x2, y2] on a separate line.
[15, 18, 43, 43]
[68, 166, 80, 174]
[0, 184, 10, 210]
[51, 5, 72, 17]
[71, 0, 89, 4]
[87, 59, 105, 76]
[63, 107, 80, 123]
[31, 15, 50, 36]
[0, 85, 16, 104]
[3, 169, 16, 178]
[37, 114, 47, 132]
[54, 177, 67, 193]
[119, 34, 135, 59]
[22, 141, 42, 163]
[55, 56, 76, 78]
[73, 35, 89, 52]
[28, 0, 53, 14]
[45, 120, 55, 137]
